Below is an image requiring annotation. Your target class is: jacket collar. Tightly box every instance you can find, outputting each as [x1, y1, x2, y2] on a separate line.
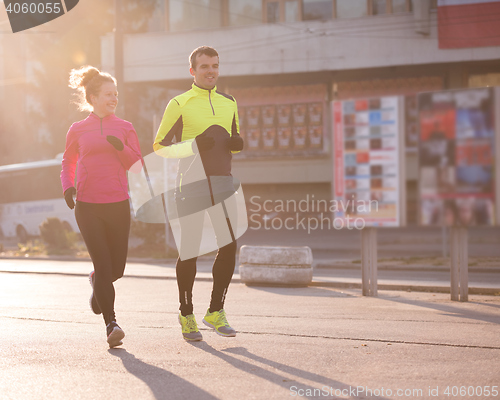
[192, 82, 217, 94]
[89, 112, 116, 121]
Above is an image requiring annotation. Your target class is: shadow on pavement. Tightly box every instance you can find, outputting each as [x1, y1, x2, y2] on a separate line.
[378, 293, 500, 325]
[108, 348, 219, 400]
[188, 342, 390, 400]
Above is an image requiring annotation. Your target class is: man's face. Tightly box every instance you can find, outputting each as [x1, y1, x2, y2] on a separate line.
[190, 54, 219, 90]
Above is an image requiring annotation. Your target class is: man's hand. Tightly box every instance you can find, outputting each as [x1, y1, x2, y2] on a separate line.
[107, 135, 124, 151]
[227, 135, 244, 151]
[193, 133, 215, 153]
[64, 187, 76, 210]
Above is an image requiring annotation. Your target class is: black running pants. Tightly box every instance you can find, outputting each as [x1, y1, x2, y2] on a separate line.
[175, 204, 237, 316]
[75, 200, 130, 324]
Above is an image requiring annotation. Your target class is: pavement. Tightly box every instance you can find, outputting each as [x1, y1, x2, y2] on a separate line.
[0, 258, 499, 400]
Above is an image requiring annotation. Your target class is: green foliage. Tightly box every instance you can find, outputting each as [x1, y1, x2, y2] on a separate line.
[17, 240, 46, 255]
[39, 217, 78, 254]
[129, 218, 178, 259]
[130, 218, 165, 245]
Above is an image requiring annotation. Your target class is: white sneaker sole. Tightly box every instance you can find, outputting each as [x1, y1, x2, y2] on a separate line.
[202, 319, 237, 337]
[107, 327, 125, 348]
[178, 315, 203, 341]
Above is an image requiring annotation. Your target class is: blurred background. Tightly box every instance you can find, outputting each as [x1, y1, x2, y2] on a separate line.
[0, 0, 499, 256]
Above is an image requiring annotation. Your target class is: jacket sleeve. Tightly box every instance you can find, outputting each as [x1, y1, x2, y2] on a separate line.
[116, 124, 143, 171]
[231, 99, 242, 154]
[153, 99, 195, 159]
[60, 124, 78, 194]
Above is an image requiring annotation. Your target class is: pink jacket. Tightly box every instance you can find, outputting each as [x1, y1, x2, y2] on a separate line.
[61, 113, 142, 204]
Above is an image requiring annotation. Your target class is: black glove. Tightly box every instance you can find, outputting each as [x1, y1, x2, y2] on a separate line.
[64, 187, 76, 210]
[227, 135, 244, 151]
[107, 135, 124, 151]
[193, 134, 215, 153]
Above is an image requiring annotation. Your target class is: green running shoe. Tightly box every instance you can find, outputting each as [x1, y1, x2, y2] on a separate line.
[178, 313, 203, 341]
[202, 309, 236, 337]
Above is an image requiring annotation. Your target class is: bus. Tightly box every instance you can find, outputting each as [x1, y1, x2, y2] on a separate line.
[0, 155, 78, 242]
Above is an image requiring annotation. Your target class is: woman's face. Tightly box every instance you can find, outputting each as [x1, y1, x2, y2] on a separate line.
[91, 81, 118, 117]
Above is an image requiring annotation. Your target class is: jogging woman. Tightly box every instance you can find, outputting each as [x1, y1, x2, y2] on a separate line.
[61, 66, 142, 348]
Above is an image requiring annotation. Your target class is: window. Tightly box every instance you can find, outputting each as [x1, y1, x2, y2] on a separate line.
[370, 0, 412, 16]
[336, 0, 368, 19]
[165, 0, 413, 32]
[169, 0, 222, 32]
[284, 1, 299, 22]
[266, 1, 280, 23]
[228, 0, 262, 26]
[392, 0, 410, 13]
[372, 0, 387, 15]
[263, 0, 301, 23]
[302, 0, 333, 21]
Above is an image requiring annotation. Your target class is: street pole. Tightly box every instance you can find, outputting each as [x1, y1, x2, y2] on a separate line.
[114, 0, 124, 117]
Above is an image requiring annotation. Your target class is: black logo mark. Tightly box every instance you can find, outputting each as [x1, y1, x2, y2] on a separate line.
[4, 1, 80, 33]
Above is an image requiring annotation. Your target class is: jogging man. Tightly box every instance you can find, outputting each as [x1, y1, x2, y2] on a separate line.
[153, 46, 244, 341]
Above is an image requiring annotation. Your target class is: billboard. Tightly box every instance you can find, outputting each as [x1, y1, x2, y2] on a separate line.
[418, 87, 496, 226]
[232, 84, 327, 158]
[332, 96, 403, 227]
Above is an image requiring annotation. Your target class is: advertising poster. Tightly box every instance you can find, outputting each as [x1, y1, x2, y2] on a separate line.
[245, 106, 262, 151]
[404, 94, 419, 150]
[333, 96, 401, 227]
[308, 102, 324, 149]
[418, 88, 496, 226]
[231, 85, 327, 158]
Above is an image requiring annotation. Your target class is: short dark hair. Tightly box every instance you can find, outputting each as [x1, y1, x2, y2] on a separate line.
[189, 46, 219, 70]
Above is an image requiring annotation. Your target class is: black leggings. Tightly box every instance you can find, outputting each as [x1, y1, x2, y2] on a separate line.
[75, 200, 130, 324]
[175, 198, 237, 316]
[176, 241, 236, 316]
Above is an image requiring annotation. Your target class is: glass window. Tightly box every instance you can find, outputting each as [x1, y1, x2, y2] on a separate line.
[169, 0, 222, 32]
[284, 0, 299, 22]
[147, 0, 166, 31]
[392, 0, 408, 13]
[228, 0, 262, 26]
[372, 0, 387, 15]
[303, 0, 333, 21]
[336, 0, 367, 19]
[266, 1, 280, 23]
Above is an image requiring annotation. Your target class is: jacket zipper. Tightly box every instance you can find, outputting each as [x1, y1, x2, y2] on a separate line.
[100, 117, 103, 135]
[208, 89, 215, 115]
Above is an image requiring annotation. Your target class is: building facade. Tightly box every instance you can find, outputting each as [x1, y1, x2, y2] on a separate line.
[101, 0, 500, 225]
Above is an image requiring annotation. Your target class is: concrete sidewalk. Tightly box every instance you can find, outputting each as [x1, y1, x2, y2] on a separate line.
[0, 263, 499, 400]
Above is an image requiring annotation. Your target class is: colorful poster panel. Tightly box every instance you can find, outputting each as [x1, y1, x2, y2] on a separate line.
[418, 88, 495, 226]
[332, 96, 401, 227]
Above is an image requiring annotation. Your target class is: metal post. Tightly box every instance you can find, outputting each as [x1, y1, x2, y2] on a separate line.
[450, 226, 468, 301]
[361, 227, 377, 296]
[459, 227, 468, 302]
[442, 225, 447, 258]
[450, 227, 459, 301]
[114, 0, 124, 117]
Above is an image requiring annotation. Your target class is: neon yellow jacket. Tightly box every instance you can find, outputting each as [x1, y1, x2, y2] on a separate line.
[153, 83, 240, 161]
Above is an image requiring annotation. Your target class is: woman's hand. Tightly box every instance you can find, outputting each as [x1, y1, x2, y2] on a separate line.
[64, 187, 76, 209]
[107, 135, 124, 151]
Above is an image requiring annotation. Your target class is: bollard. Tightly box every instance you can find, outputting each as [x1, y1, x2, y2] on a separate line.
[238, 245, 313, 286]
[450, 227, 468, 302]
[361, 227, 377, 296]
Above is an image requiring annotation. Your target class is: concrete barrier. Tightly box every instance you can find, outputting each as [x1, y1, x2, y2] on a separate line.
[238, 245, 313, 286]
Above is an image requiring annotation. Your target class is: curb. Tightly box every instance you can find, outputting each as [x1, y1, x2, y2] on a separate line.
[1, 269, 498, 296]
[313, 263, 500, 274]
[2, 255, 499, 274]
